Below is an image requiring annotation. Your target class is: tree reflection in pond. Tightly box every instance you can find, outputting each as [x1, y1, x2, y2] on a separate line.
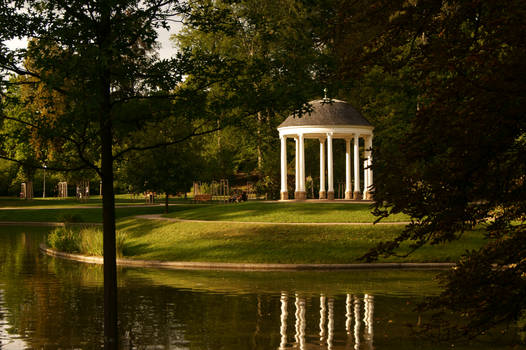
[0, 228, 520, 349]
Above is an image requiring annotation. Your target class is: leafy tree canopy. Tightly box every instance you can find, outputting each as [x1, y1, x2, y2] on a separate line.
[347, 0, 526, 341]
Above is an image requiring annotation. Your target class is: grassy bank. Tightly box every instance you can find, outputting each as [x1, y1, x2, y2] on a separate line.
[115, 218, 485, 264]
[0, 205, 165, 223]
[164, 201, 409, 223]
[1, 198, 484, 264]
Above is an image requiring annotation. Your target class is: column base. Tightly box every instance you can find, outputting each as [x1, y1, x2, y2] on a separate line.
[327, 191, 335, 200]
[280, 191, 289, 200]
[319, 191, 326, 199]
[294, 191, 307, 200]
[365, 192, 373, 200]
[353, 191, 362, 200]
[345, 191, 353, 200]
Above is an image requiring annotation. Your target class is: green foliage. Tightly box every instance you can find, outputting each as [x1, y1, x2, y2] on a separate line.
[0, 159, 19, 195]
[117, 137, 204, 196]
[47, 226, 128, 258]
[47, 227, 80, 253]
[345, 0, 526, 342]
[254, 175, 279, 199]
[174, 0, 338, 187]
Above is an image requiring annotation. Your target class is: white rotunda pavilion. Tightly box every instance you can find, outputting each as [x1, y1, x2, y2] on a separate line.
[277, 99, 374, 201]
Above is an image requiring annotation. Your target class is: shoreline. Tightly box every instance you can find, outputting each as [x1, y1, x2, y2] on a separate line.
[40, 243, 455, 271]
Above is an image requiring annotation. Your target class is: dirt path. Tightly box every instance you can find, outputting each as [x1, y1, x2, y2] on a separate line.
[0, 213, 409, 227]
[134, 214, 410, 226]
[0, 221, 101, 226]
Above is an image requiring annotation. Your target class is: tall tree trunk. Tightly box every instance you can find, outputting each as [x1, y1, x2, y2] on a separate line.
[165, 193, 169, 213]
[101, 118, 118, 349]
[99, 3, 118, 348]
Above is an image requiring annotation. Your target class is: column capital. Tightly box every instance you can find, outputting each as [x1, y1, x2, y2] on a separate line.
[326, 132, 333, 138]
[318, 137, 326, 144]
[279, 135, 287, 140]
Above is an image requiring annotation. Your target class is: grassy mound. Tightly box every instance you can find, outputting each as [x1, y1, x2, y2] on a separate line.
[117, 218, 485, 264]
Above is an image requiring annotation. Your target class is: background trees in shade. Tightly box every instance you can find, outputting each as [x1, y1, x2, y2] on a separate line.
[353, 0, 526, 340]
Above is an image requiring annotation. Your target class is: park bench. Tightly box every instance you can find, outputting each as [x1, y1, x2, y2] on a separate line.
[194, 194, 213, 202]
[228, 191, 247, 203]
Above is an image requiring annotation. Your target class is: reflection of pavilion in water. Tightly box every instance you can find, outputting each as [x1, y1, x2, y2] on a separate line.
[278, 292, 374, 350]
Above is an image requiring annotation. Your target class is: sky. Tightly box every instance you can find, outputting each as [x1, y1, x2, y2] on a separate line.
[156, 24, 182, 59]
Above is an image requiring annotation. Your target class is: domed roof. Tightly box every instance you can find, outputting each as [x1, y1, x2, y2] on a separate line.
[278, 99, 371, 128]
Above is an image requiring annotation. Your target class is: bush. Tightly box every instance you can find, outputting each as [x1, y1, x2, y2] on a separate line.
[78, 227, 103, 256]
[48, 226, 128, 258]
[255, 175, 280, 200]
[47, 227, 80, 253]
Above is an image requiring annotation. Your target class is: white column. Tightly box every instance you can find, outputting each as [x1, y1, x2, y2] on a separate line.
[363, 136, 373, 200]
[327, 298, 334, 350]
[345, 294, 352, 334]
[319, 294, 326, 342]
[299, 133, 305, 198]
[367, 136, 373, 200]
[295, 137, 299, 194]
[345, 138, 352, 199]
[319, 139, 326, 199]
[327, 133, 334, 200]
[294, 294, 306, 350]
[354, 296, 362, 350]
[353, 134, 360, 199]
[364, 294, 374, 349]
[363, 159, 368, 198]
[279, 292, 288, 350]
[280, 136, 288, 200]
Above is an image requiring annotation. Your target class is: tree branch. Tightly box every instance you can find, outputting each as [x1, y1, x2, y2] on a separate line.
[113, 124, 221, 160]
[0, 154, 91, 172]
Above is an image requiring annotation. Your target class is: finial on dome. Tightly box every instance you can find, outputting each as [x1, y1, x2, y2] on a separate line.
[323, 88, 328, 100]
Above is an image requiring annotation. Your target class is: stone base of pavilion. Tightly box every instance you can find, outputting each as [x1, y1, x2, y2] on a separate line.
[278, 198, 373, 203]
[281, 191, 373, 202]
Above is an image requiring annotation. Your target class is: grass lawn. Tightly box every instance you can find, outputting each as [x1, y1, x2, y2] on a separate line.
[163, 201, 409, 223]
[118, 218, 485, 264]
[0, 194, 194, 208]
[0, 205, 166, 223]
[0, 199, 406, 223]
[1, 197, 484, 264]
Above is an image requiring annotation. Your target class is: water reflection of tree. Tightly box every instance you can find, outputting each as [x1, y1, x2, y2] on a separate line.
[0, 229, 104, 348]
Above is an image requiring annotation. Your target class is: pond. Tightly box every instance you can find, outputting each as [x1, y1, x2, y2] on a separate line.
[0, 226, 518, 349]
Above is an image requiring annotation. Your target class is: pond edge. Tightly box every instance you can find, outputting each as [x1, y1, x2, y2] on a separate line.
[40, 243, 455, 271]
